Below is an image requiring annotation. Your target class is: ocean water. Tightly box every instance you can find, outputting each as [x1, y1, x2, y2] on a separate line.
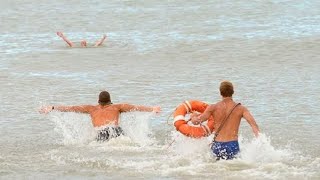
[0, 0, 319, 179]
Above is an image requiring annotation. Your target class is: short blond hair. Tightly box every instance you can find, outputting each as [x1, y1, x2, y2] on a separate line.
[220, 81, 234, 97]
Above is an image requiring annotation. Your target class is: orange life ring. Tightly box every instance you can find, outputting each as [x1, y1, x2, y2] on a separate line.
[173, 100, 214, 138]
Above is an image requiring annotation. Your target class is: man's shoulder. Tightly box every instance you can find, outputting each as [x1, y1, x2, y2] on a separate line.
[207, 103, 217, 111]
[235, 103, 248, 113]
[213, 101, 223, 107]
[108, 103, 127, 109]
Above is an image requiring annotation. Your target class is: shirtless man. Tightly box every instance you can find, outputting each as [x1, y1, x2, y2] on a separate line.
[56, 32, 107, 47]
[191, 81, 260, 160]
[39, 91, 161, 141]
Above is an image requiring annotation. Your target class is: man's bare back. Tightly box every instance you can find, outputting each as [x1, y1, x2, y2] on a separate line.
[89, 105, 122, 127]
[202, 97, 258, 142]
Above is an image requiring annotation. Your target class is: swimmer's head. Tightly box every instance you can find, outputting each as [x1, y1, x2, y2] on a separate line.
[220, 81, 234, 97]
[81, 40, 87, 47]
[98, 91, 112, 105]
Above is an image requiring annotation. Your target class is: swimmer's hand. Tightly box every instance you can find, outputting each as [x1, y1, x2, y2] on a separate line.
[39, 106, 54, 114]
[152, 106, 161, 113]
[190, 114, 201, 125]
[56, 32, 64, 37]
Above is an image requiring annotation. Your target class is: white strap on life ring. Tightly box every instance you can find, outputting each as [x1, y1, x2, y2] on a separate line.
[202, 124, 212, 136]
[182, 103, 190, 114]
[173, 101, 193, 124]
[173, 115, 186, 123]
[184, 100, 192, 112]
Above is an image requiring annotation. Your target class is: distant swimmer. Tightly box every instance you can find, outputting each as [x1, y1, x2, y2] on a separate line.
[56, 32, 107, 47]
[39, 91, 161, 141]
[191, 81, 260, 160]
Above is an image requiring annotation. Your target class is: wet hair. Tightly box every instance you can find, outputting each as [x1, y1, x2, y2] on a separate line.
[98, 91, 112, 105]
[220, 81, 234, 97]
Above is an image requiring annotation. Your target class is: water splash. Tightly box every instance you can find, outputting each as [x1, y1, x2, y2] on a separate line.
[120, 111, 156, 146]
[240, 134, 293, 163]
[50, 112, 96, 145]
[46, 113, 320, 179]
[49, 111, 157, 146]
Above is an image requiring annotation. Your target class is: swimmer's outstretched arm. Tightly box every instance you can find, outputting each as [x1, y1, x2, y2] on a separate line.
[57, 32, 74, 47]
[39, 105, 95, 114]
[94, 34, 107, 47]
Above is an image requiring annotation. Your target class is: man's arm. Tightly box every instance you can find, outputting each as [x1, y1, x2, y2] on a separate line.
[57, 32, 74, 47]
[94, 34, 107, 47]
[191, 104, 215, 125]
[118, 104, 161, 113]
[39, 105, 95, 114]
[242, 106, 260, 137]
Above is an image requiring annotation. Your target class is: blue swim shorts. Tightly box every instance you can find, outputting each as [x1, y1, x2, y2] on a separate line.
[211, 140, 240, 160]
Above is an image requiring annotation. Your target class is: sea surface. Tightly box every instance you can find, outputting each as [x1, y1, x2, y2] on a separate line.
[0, 0, 320, 179]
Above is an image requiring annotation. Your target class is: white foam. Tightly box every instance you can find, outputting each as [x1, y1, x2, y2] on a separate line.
[239, 134, 293, 163]
[50, 112, 96, 145]
[46, 109, 319, 179]
[49, 111, 157, 147]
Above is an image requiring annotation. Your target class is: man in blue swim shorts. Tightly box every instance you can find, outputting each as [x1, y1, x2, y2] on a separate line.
[191, 81, 260, 160]
[211, 140, 240, 160]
